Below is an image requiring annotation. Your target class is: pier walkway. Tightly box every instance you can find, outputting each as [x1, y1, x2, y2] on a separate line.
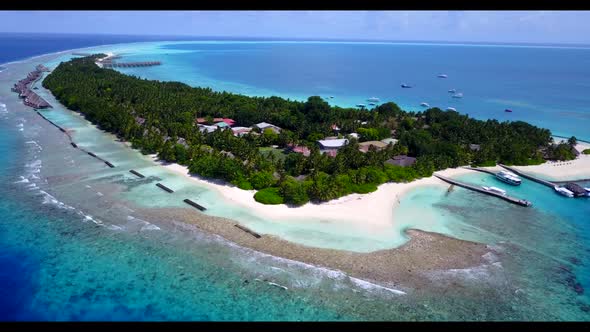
[498, 164, 556, 188]
[102, 61, 161, 68]
[434, 174, 532, 207]
[463, 166, 497, 176]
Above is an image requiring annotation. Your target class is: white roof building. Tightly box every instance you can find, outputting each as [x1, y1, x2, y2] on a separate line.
[381, 138, 398, 145]
[254, 122, 282, 132]
[318, 138, 348, 149]
[198, 125, 217, 134]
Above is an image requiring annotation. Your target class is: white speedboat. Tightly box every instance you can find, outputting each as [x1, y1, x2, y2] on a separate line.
[446, 107, 456, 111]
[420, 102, 430, 107]
[495, 170, 522, 186]
[448, 89, 456, 93]
[482, 186, 507, 196]
[438, 74, 448, 78]
[401, 83, 412, 88]
[554, 186, 574, 198]
[452, 92, 464, 98]
[585, 187, 590, 197]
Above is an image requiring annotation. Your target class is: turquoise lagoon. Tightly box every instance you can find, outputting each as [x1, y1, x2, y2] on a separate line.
[1, 39, 590, 320]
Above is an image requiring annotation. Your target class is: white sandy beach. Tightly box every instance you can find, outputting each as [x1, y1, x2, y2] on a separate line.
[514, 141, 590, 181]
[151, 155, 471, 229]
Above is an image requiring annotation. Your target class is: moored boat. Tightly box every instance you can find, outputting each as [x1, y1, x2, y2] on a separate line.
[554, 186, 574, 198]
[505, 109, 513, 113]
[437, 74, 448, 78]
[495, 170, 522, 186]
[367, 97, 380, 102]
[401, 84, 412, 88]
[356, 104, 366, 108]
[448, 89, 456, 93]
[482, 186, 507, 196]
[446, 107, 456, 111]
[452, 92, 463, 98]
[420, 102, 430, 107]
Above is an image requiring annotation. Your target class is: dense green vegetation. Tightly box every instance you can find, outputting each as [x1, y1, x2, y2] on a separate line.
[254, 188, 284, 205]
[43, 55, 563, 205]
[583, 149, 590, 155]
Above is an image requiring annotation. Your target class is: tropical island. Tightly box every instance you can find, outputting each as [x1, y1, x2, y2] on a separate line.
[42, 54, 579, 206]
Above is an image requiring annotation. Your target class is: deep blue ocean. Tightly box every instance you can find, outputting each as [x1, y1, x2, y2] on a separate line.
[1, 34, 590, 321]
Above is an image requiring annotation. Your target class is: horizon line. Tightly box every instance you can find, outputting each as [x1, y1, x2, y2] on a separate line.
[2, 31, 590, 48]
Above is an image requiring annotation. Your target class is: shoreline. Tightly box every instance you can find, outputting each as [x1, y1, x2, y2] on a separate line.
[153, 155, 473, 231]
[513, 140, 590, 181]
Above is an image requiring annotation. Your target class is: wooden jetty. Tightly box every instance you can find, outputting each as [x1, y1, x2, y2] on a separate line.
[102, 61, 161, 68]
[498, 164, 555, 188]
[463, 166, 497, 176]
[156, 183, 174, 193]
[183, 198, 207, 212]
[434, 174, 532, 207]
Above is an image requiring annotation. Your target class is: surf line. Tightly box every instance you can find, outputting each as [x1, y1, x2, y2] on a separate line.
[34, 110, 115, 168]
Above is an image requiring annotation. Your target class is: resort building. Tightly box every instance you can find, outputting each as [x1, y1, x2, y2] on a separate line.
[318, 138, 348, 151]
[381, 138, 398, 145]
[195, 117, 235, 126]
[385, 155, 417, 167]
[287, 144, 311, 157]
[214, 118, 236, 126]
[215, 121, 231, 129]
[324, 150, 338, 158]
[135, 117, 146, 126]
[231, 127, 252, 137]
[469, 144, 481, 152]
[198, 125, 217, 134]
[177, 137, 189, 148]
[358, 141, 389, 153]
[347, 133, 359, 139]
[254, 122, 282, 134]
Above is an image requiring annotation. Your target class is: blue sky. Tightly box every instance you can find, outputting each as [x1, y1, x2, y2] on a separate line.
[1, 11, 590, 44]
